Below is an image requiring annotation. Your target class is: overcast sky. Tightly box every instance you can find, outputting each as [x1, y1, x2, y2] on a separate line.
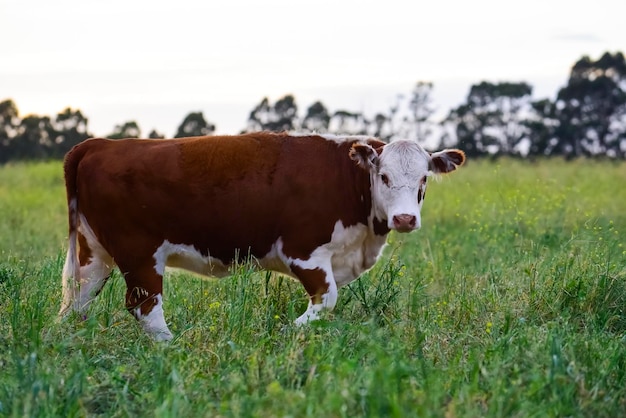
[1, 0, 625, 137]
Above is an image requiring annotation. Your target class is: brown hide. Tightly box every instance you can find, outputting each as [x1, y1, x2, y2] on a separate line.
[67, 132, 380, 271]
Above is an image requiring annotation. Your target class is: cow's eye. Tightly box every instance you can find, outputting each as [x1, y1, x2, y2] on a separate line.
[380, 173, 390, 186]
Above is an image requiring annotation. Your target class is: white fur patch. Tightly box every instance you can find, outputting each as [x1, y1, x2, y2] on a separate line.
[295, 300, 325, 325]
[60, 243, 77, 315]
[271, 220, 387, 324]
[262, 220, 387, 289]
[135, 294, 173, 341]
[370, 140, 431, 230]
[153, 241, 229, 277]
[307, 221, 383, 287]
[256, 242, 294, 276]
[60, 213, 114, 315]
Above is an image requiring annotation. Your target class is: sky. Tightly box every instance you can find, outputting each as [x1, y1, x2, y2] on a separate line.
[1, 0, 625, 137]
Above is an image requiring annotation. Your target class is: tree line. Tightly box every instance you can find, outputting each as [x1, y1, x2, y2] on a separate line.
[1, 51, 625, 163]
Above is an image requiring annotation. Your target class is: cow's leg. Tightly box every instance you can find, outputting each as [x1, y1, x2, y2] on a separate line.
[291, 263, 338, 325]
[119, 261, 173, 342]
[59, 232, 114, 316]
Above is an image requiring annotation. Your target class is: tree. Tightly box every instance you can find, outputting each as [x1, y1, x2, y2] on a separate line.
[273, 95, 298, 131]
[175, 112, 215, 138]
[523, 98, 559, 157]
[0, 101, 91, 162]
[301, 101, 330, 132]
[441, 81, 533, 157]
[9, 115, 55, 160]
[247, 97, 271, 132]
[407, 81, 435, 143]
[552, 52, 626, 158]
[371, 113, 390, 139]
[148, 129, 165, 139]
[329, 110, 369, 135]
[107, 121, 141, 139]
[51, 108, 91, 157]
[0, 99, 19, 163]
[364, 106, 401, 142]
[247, 95, 298, 132]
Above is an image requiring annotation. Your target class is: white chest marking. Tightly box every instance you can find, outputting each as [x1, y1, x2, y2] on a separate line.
[324, 221, 386, 287]
[266, 221, 387, 287]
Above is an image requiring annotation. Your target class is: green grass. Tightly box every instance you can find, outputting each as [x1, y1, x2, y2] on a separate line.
[1, 159, 625, 417]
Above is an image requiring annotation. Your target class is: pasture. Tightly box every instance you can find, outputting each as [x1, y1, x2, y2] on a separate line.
[0, 158, 625, 417]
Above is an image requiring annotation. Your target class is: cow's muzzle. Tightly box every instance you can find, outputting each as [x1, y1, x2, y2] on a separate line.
[392, 214, 418, 232]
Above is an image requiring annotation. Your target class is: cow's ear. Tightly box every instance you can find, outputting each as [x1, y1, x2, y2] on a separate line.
[350, 143, 380, 171]
[429, 149, 466, 173]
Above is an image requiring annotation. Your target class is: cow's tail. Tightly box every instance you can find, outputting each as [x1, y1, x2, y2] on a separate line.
[59, 141, 90, 316]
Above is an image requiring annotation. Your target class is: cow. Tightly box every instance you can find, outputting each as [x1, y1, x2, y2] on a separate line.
[59, 132, 465, 341]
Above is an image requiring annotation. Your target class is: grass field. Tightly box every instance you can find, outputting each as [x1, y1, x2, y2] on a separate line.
[0, 158, 625, 417]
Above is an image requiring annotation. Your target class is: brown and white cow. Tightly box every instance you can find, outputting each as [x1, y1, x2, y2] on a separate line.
[59, 132, 465, 341]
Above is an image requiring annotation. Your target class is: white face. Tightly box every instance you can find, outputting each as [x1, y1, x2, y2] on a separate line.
[372, 140, 430, 231]
[349, 139, 465, 233]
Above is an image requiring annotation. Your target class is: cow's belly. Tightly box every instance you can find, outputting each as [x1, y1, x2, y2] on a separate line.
[154, 240, 294, 278]
[155, 241, 231, 277]
[153, 221, 387, 287]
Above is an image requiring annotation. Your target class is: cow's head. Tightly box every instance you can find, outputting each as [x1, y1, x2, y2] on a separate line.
[350, 140, 465, 232]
